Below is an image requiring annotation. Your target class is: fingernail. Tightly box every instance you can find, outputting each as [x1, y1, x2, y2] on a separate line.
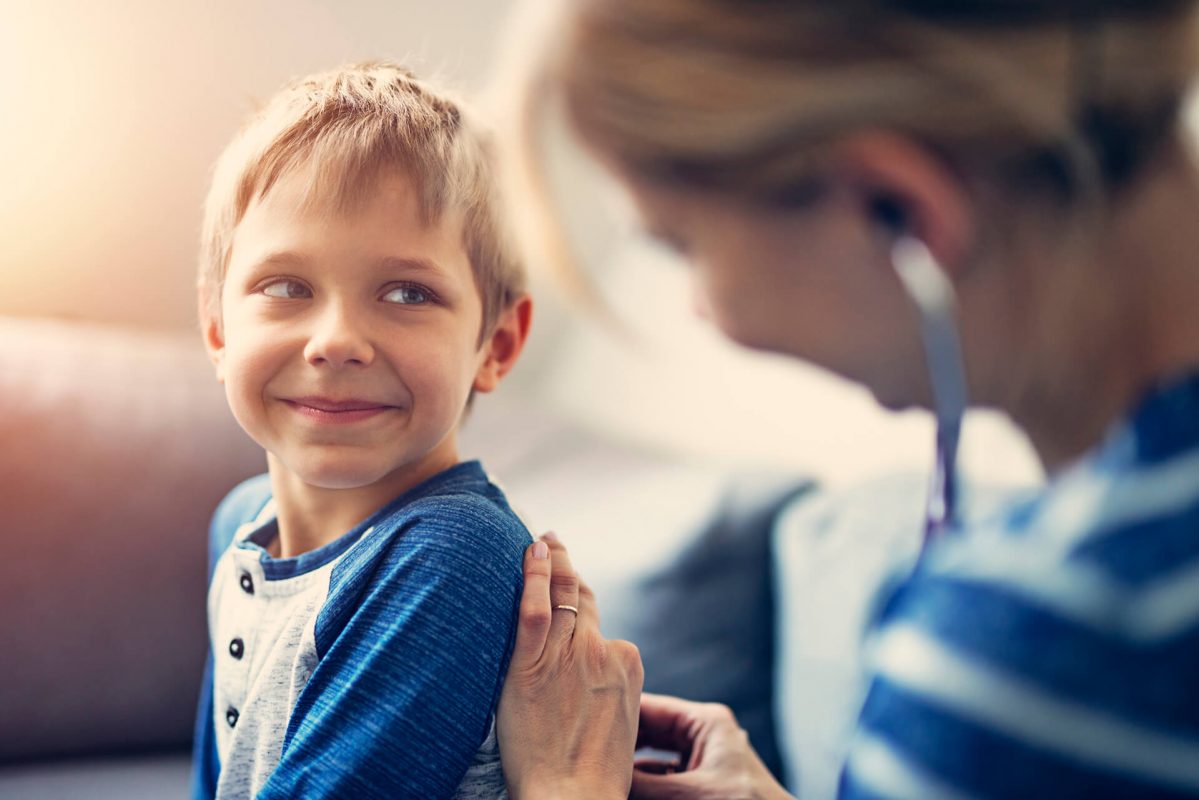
[532, 541, 549, 560]
[541, 531, 559, 544]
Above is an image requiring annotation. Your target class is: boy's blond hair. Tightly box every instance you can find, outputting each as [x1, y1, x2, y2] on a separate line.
[199, 61, 524, 339]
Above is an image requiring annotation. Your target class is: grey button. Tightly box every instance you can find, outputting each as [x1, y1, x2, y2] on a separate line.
[226, 707, 239, 728]
[229, 637, 245, 660]
[239, 572, 254, 595]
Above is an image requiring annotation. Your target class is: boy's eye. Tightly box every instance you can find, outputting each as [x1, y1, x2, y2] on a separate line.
[261, 279, 312, 299]
[382, 285, 431, 305]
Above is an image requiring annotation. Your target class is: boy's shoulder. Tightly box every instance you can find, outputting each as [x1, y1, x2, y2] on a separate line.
[316, 462, 532, 653]
[205, 463, 531, 582]
[365, 460, 532, 567]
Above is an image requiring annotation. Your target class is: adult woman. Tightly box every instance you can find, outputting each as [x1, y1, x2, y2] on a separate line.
[495, 1, 1199, 798]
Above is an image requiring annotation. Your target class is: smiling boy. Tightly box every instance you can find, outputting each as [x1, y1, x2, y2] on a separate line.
[190, 62, 534, 799]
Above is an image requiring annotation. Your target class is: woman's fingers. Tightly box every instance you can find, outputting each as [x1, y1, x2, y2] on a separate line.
[633, 695, 793, 800]
[577, 575, 601, 632]
[542, 532, 581, 645]
[497, 533, 644, 799]
[511, 539, 553, 667]
[636, 692, 704, 753]
[629, 769, 700, 800]
[632, 757, 682, 776]
[511, 534, 600, 671]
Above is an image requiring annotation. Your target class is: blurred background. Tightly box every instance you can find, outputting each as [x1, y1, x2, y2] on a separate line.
[0, 0, 509, 330]
[0, 0, 1042, 488]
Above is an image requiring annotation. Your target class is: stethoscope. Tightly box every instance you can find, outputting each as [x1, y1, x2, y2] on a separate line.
[874, 199, 969, 544]
[893, 235, 967, 544]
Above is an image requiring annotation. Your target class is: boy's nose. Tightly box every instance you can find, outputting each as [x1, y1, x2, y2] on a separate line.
[303, 309, 375, 369]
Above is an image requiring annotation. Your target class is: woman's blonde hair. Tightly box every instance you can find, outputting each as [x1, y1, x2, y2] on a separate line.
[199, 61, 524, 339]
[503, 0, 1199, 282]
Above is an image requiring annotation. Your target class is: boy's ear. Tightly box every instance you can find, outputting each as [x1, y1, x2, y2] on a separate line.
[473, 294, 533, 393]
[199, 295, 227, 385]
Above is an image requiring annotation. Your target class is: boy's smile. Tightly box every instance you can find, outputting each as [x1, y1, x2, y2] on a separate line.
[283, 396, 399, 424]
[206, 164, 498, 541]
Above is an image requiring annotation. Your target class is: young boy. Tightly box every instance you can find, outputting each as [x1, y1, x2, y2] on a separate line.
[190, 62, 535, 799]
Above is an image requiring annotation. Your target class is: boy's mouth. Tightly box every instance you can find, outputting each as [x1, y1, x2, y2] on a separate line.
[284, 396, 397, 424]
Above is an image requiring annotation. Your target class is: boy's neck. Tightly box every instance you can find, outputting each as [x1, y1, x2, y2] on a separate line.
[264, 445, 462, 559]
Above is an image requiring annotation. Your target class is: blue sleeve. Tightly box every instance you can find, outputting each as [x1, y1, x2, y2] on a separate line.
[257, 495, 529, 799]
[840, 568, 1199, 799]
[191, 474, 274, 800]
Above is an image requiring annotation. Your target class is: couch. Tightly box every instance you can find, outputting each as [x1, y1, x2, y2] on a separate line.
[2, 315, 850, 797]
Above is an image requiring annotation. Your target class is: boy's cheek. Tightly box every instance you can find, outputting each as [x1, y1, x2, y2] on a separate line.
[224, 350, 274, 394]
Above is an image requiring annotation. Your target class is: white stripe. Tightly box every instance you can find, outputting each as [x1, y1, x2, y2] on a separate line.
[1130, 558, 1199, 640]
[872, 624, 1199, 790]
[845, 732, 980, 800]
[927, 534, 1199, 643]
[1033, 447, 1199, 548]
[928, 538, 1123, 629]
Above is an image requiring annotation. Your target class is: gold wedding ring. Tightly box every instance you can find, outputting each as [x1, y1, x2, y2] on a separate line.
[552, 604, 579, 616]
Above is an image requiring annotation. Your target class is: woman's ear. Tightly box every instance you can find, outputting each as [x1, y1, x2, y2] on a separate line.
[199, 294, 226, 385]
[831, 131, 976, 275]
[473, 294, 534, 393]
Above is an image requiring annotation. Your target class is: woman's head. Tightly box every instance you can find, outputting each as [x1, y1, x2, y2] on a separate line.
[555, 1, 1196, 198]
[512, 0, 1199, 414]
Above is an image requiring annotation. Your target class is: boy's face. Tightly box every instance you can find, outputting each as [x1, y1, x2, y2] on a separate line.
[206, 166, 499, 492]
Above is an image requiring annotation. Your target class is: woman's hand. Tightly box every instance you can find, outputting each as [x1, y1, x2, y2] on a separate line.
[498, 534, 645, 800]
[631, 694, 793, 800]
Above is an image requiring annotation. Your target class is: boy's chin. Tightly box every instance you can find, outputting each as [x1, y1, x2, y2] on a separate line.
[301, 463, 394, 490]
[301, 472, 381, 490]
[271, 455, 391, 491]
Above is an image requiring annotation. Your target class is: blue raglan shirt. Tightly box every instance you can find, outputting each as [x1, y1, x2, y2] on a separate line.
[190, 460, 531, 799]
[842, 371, 1199, 798]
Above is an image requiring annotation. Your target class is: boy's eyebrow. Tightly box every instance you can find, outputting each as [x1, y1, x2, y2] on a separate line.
[378, 256, 446, 276]
[247, 252, 447, 276]
[250, 251, 308, 269]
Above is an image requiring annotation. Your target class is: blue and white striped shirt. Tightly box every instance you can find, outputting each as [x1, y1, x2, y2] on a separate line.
[842, 371, 1199, 798]
[191, 460, 531, 799]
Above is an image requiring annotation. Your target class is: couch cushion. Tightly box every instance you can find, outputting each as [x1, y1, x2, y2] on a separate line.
[0, 317, 264, 762]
